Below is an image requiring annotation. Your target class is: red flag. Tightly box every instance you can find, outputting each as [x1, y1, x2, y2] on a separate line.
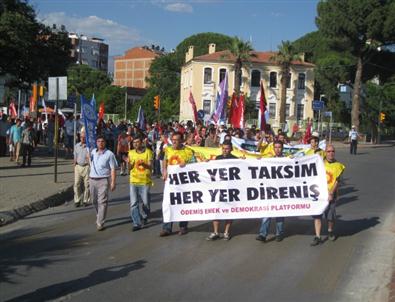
[189, 91, 198, 123]
[258, 80, 267, 131]
[9, 101, 17, 118]
[303, 119, 312, 144]
[228, 93, 237, 124]
[231, 94, 245, 129]
[238, 94, 245, 129]
[98, 102, 105, 120]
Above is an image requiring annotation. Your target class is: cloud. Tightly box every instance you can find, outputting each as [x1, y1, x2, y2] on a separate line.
[270, 12, 284, 17]
[164, 2, 193, 13]
[38, 12, 143, 55]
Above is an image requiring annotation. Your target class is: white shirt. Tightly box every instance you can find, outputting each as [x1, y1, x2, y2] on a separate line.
[349, 129, 358, 140]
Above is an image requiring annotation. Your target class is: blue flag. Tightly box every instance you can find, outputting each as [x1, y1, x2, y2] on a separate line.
[137, 105, 146, 131]
[90, 94, 96, 111]
[81, 95, 97, 149]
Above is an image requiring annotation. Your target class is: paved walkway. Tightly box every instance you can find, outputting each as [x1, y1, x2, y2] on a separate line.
[0, 145, 74, 226]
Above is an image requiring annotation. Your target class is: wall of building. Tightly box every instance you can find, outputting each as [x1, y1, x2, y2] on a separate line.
[113, 47, 161, 89]
[179, 56, 314, 127]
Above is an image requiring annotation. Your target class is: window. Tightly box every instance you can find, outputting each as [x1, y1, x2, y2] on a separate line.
[286, 73, 292, 89]
[297, 104, 304, 120]
[204, 68, 212, 84]
[219, 68, 226, 83]
[285, 104, 290, 118]
[203, 100, 211, 114]
[269, 72, 277, 88]
[298, 73, 305, 89]
[251, 70, 261, 87]
[269, 103, 276, 118]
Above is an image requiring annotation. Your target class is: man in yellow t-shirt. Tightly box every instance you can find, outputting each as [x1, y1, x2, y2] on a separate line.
[127, 135, 153, 231]
[160, 131, 194, 237]
[311, 144, 345, 246]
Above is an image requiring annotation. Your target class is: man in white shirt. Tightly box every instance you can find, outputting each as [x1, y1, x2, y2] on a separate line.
[348, 125, 359, 155]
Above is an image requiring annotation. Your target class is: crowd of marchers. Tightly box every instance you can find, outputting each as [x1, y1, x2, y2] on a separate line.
[66, 117, 346, 247]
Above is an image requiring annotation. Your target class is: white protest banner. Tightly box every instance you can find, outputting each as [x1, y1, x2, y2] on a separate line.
[162, 155, 328, 222]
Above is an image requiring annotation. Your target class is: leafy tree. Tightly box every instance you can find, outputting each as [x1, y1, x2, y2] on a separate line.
[0, 0, 72, 87]
[174, 32, 234, 67]
[96, 85, 126, 115]
[316, 0, 395, 130]
[138, 32, 235, 120]
[228, 37, 255, 95]
[364, 78, 395, 142]
[67, 64, 111, 98]
[270, 40, 301, 125]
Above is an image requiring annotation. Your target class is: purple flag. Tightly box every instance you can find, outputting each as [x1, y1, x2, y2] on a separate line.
[213, 72, 228, 123]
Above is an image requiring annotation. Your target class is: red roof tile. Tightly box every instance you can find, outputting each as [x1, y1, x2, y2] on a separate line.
[193, 50, 314, 67]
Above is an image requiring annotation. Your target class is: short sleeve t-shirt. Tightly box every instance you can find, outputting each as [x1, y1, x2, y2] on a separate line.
[164, 146, 194, 165]
[260, 142, 275, 158]
[305, 148, 325, 159]
[128, 148, 153, 185]
[324, 159, 345, 192]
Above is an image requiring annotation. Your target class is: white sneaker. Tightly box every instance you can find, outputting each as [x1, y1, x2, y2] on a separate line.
[223, 233, 231, 241]
[206, 232, 220, 241]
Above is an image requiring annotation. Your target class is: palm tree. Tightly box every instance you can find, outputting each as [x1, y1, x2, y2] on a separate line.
[270, 40, 301, 127]
[228, 37, 256, 95]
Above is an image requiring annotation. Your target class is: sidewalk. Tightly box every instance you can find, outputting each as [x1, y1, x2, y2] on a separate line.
[0, 145, 74, 226]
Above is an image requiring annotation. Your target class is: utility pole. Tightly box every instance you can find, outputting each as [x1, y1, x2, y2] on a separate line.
[124, 89, 127, 121]
[377, 99, 382, 144]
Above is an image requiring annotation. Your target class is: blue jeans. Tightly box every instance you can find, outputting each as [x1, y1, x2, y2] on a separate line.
[130, 184, 150, 227]
[162, 221, 188, 232]
[259, 217, 284, 237]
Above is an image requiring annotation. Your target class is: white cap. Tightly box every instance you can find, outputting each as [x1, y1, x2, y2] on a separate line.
[311, 131, 319, 137]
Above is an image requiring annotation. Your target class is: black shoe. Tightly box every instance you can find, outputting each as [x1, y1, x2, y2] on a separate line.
[275, 234, 284, 242]
[132, 226, 142, 232]
[74, 202, 81, 208]
[328, 231, 336, 241]
[310, 236, 322, 246]
[143, 218, 148, 225]
[255, 235, 266, 242]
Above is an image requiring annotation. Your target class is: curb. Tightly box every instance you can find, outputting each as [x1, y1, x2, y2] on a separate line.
[0, 186, 73, 227]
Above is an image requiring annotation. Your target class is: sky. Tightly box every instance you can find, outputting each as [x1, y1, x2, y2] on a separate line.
[32, 0, 320, 56]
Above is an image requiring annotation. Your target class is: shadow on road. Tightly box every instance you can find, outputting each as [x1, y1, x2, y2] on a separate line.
[5, 260, 147, 302]
[0, 229, 88, 285]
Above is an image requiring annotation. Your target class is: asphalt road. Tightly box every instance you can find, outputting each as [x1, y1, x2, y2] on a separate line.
[1, 146, 395, 302]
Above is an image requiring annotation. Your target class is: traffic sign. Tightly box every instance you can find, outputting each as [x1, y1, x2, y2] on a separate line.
[312, 100, 324, 111]
[48, 77, 67, 101]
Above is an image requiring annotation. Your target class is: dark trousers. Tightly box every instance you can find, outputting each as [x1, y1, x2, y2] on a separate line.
[0, 136, 6, 156]
[350, 140, 357, 155]
[21, 143, 33, 166]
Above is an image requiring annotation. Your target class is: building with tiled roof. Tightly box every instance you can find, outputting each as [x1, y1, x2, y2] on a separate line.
[113, 46, 164, 89]
[179, 43, 315, 128]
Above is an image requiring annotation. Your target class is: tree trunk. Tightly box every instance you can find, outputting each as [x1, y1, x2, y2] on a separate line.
[234, 60, 242, 95]
[279, 68, 288, 125]
[351, 56, 363, 130]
